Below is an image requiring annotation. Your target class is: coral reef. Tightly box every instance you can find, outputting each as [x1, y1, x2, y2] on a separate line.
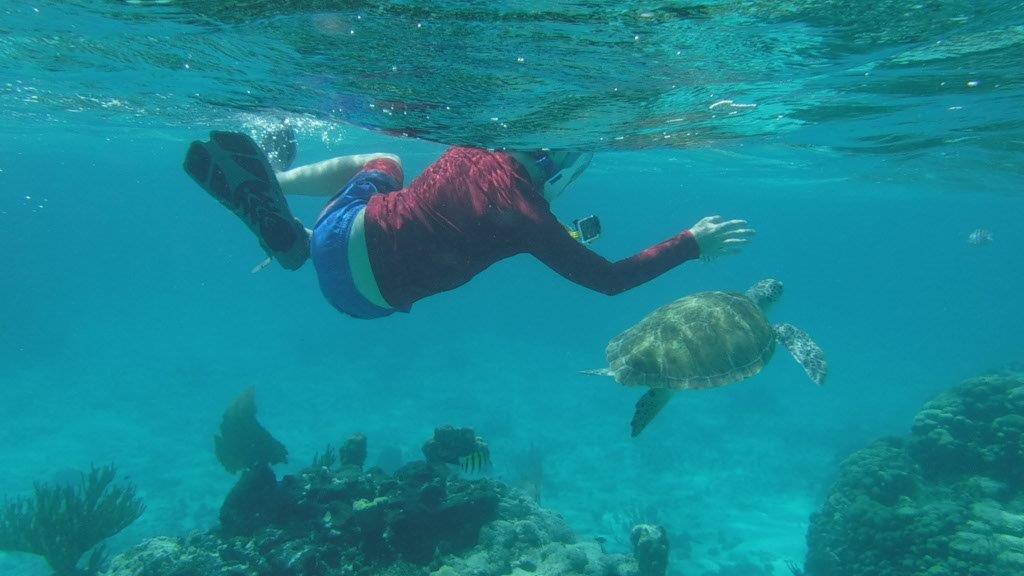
[214, 388, 288, 474]
[0, 464, 144, 575]
[422, 425, 488, 466]
[804, 371, 1024, 576]
[102, 426, 653, 576]
[910, 372, 1024, 485]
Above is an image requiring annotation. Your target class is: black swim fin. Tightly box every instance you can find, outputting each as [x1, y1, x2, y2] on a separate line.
[183, 131, 309, 270]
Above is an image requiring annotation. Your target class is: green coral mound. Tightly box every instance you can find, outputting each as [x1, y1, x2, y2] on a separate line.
[805, 372, 1024, 576]
[0, 464, 145, 576]
[910, 373, 1024, 484]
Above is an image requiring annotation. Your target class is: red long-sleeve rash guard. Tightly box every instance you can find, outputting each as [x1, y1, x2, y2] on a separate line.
[359, 147, 701, 312]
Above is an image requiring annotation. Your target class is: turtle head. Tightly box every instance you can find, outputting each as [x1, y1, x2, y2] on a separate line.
[746, 279, 783, 312]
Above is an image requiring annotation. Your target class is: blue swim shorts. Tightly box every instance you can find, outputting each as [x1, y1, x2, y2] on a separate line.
[311, 171, 399, 319]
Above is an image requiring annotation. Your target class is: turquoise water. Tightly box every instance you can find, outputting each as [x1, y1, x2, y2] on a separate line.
[1, 1, 1023, 575]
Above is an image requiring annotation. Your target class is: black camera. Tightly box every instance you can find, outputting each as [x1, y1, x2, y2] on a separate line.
[572, 215, 602, 244]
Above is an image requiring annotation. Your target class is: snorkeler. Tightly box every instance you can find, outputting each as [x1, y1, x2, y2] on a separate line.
[183, 131, 754, 319]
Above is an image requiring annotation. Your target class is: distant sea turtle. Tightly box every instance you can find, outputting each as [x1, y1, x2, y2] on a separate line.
[584, 279, 828, 437]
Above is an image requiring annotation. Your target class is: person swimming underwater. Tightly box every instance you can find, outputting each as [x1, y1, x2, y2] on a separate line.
[183, 131, 754, 319]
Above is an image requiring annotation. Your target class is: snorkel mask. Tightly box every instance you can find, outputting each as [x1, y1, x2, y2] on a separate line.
[534, 150, 593, 202]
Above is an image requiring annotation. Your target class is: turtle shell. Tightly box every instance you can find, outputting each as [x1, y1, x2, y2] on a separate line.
[605, 291, 775, 389]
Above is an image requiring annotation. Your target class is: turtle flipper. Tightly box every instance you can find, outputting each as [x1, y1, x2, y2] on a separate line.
[774, 323, 827, 385]
[580, 368, 615, 378]
[630, 388, 674, 437]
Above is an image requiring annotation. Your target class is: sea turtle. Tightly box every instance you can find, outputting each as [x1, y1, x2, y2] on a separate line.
[584, 279, 828, 437]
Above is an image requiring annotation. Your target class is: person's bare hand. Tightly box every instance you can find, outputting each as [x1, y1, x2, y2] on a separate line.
[687, 215, 755, 261]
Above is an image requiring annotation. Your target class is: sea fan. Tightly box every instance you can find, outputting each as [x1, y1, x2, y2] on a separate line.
[0, 464, 144, 575]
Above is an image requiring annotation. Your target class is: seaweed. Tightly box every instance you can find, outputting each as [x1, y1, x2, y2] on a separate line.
[310, 444, 337, 470]
[0, 464, 144, 575]
[214, 387, 287, 474]
[511, 441, 545, 504]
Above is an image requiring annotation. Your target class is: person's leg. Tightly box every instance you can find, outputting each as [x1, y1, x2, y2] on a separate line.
[277, 153, 402, 197]
[183, 131, 309, 270]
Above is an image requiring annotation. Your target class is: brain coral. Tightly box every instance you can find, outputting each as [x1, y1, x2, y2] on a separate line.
[805, 372, 1024, 576]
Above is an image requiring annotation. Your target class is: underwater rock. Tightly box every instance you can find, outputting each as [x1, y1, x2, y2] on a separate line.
[631, 524, 669, 576]
[804, 372, 1024, 576]
[340, 433, 368, 469]
[214, 388, 288, 474]
[383, 468, 500, 564]
[219, 463, 294, 538]
[441, 488, 637, 576]
[106, 429, 641, 576]
[102, 536, 223, 576]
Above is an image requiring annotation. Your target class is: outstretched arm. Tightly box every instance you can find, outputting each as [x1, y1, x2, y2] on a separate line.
[278, 153, 402, 197]
[527, 213, 753, 295]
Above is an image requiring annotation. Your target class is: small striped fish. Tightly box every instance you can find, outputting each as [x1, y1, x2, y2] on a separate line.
[457, 448, 492, 474]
